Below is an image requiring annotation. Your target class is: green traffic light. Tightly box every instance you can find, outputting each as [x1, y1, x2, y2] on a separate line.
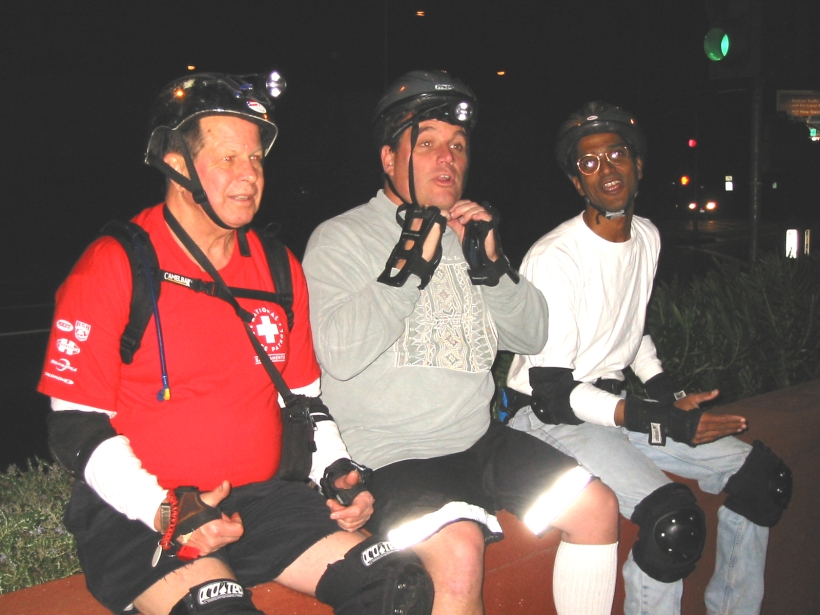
[704, 27, 730, 61]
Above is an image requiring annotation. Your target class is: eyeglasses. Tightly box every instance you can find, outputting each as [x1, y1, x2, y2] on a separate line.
[576, 146, 630, 176]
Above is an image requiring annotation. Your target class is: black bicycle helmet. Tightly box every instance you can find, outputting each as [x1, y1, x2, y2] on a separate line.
[555, 101, 647, 176]
[145, 71, 286, 230]
[373, 69, 478, 149]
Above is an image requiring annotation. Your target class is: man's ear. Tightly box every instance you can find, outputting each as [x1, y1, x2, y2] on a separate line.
[380, 144, 396, 177]
[636, 156, 644, 181]
[570, 174, 586, 198]
[163, 152, 190, 192]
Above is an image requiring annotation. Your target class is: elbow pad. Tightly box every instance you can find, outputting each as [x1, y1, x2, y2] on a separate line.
[528, 367, 584, 425]
[47, 410, 117, 479]
[623, 396, 703, 447]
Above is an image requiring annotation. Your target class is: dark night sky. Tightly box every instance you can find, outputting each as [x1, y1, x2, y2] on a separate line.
[3, 0, 820, 296]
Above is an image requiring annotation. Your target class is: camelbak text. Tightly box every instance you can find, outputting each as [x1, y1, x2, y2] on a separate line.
[163, 272, 193, 287]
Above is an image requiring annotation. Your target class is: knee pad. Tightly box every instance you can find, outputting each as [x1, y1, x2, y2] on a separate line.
[169, 579, 263, 615]
[723, 440, 792, 527]
[315, 535, 434, 615]
[630, 483, 706, 583]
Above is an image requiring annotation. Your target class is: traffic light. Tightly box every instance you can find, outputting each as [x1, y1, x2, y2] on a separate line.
[680, 175, 691, 186]
[703, 0, 760, 79]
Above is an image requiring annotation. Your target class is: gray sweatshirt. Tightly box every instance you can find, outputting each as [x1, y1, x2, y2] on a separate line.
[303, 191, 548, 469]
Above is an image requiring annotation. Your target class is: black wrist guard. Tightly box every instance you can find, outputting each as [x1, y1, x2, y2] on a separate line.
[377, 203, 447, 289]
[643, 372, 686, 405]
[320, 458, 374, 507]
[624, 396, 703, 447]
[167, 486, 223, 538]
[462, 202, 519, 286]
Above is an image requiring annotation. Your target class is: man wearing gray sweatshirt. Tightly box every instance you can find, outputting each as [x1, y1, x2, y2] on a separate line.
[303, 70, 619, 615]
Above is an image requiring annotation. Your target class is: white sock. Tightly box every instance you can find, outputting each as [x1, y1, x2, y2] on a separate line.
[553, 541, 618, 615]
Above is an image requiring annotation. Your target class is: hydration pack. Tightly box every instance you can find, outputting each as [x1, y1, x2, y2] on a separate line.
[101, 220, 294, 365]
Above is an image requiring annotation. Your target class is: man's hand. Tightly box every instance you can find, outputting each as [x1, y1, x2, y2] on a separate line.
[447, 200, 498, 261]
[674, 390, 748, 445]
[326, 470, 375, 532]
[673, 389, 719, 410]
[178, 481, 244, 556]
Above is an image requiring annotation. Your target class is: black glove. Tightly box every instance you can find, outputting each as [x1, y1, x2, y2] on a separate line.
[320, 458, 374, 507]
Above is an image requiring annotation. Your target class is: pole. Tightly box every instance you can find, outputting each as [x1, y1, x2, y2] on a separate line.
[748, 0, 764, 262]
[749, 76, 763, 262]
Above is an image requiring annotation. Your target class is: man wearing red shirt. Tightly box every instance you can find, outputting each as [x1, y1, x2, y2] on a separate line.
[38, 72, 432, 615]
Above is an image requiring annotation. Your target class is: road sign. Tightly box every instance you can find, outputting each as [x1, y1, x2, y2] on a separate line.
[776, 90, 820, 119]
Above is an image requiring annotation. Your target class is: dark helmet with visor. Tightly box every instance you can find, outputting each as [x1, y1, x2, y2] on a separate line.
[374, 70, 477, 207]
[373, 69, 478, 149]
[145, 71, 287, 230]
[554, 101, 647, 177]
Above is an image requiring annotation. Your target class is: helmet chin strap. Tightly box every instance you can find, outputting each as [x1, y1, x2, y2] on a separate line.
[586, 193, 637, 224]
[146, 131, 251, 255]
[383, 118, 422, 209]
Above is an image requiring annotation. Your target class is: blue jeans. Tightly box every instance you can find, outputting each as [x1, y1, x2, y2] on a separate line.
[509, 408, 768, 615]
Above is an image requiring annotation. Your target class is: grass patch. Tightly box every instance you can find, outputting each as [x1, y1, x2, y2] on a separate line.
[0, 459, 79, 595]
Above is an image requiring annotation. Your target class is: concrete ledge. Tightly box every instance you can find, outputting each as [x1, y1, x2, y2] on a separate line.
[2, 380, 817, 615]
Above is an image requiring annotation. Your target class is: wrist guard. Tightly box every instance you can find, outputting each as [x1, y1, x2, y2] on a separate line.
[624, 396, 703, 447]
[161, 486, 222, 538]
[320, 458, 374, 507]
[462, 202, 520, 286]
[377, 203, 447, 289]
[643, 372, 686, 405]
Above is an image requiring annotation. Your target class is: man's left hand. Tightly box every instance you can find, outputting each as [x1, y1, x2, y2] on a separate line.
[673, 389, 719, 410]
[674, 389, 748, 445]
[326, 470, 375, 532]
[447, 200, 498, 261]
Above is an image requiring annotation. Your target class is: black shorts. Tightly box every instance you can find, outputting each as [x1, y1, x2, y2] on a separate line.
[365, 421, 578, 546]
[66, 478, 339, 614]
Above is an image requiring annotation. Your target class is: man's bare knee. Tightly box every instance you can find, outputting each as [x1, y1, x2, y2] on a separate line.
[133, 557, 235, 615]
[552, 478, 619, 544]
[413, 521, 486, 598]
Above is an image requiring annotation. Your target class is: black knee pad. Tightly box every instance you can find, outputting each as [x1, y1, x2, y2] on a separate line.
[169, 579, 263, 615]
[630, 483, 707, 583]
[315, 535, 434, 615]
[723, 440, 792, 527]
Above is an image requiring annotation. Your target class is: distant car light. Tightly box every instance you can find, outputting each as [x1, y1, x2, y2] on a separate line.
[705, 201, 717, 211]
[688, 203, 697, 210]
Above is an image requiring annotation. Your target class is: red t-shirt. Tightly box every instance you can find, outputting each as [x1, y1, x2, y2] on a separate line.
[38, 204, 320, 490]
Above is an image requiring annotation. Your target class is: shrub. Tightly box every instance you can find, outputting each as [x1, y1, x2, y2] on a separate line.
[0, 459, 79, 595]
[647, 253, 820, 403]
